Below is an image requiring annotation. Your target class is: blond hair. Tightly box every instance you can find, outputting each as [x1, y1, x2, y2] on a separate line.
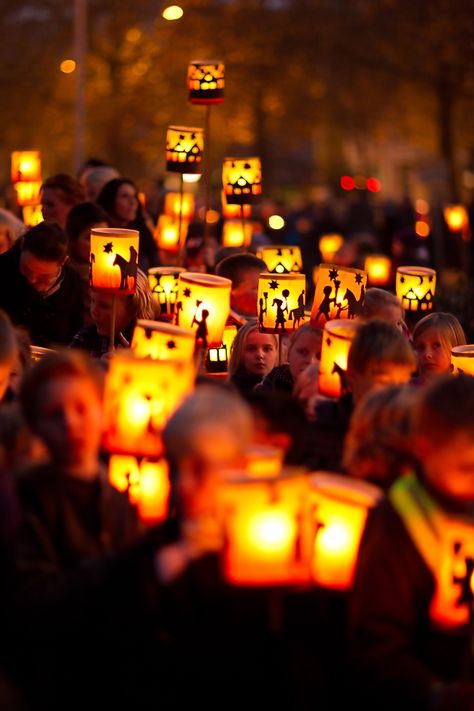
[412, 312, 466, 354]
[228, 320, 278, 377]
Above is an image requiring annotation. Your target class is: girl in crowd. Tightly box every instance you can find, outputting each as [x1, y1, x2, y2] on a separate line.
[412, 311, 466, 383]
[258, 322, 322, 393]
[228, 321, 278, 395]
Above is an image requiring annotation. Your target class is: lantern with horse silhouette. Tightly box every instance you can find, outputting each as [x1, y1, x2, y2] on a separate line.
[222, 157, 262, 205]
[166, 126, 204, 174]
[396, 266, 436, 314]
[148, 266, 184, 317]
[318, 320, 359, 398]
[109, 455, 170, 525]
[310, 264, 367, 328]
[90, 227, 139, 294]
[257, 272, 307, 334]
[175, 272, 232, 349]
[131, 319, 195, 362]
[451, 345, 474, 376]
[188, 60, 225, 104]
[257, 245, 303, 274]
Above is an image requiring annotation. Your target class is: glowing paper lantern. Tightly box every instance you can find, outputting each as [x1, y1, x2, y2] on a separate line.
[103, 353, 195, 457]
[451, 345, 474, 376]
[319, 234, 344, 262]
[318, 320, 359, 398]
[90, 227, 139, 294]
[444, 205, 469, 233]
[131, 319, 195, 362]
[364, 254, 391, 286]
[222, 220, 253, 248]
[309, 473, 382, 590]
[22, 205, 44, 227]
[222, 157, 262, 205]
[257, 245, 303, 274]
[148, 266, 184, 316]
[188, 60, 225, 104]
[154, 214, 188, 251]
[244, 445, 284, 478]
[109, 455, 170, 524]
[396, 266, 436, 313]
[15, 181, 42, 207]
[221, 191, 251, 219]
[205, 324, 238, 375]
[310, 263, 367, 328]
[258, 272, 307, 334]
[175, 272, 232, 348]
[11, 151, 41, 183]
[164, 192, 195, 221]
[166, 126, 204, 174]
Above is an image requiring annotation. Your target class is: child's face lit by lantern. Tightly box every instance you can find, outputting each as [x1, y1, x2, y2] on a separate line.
[350, 360, 414, 404]
[243, 330, 278, 377]
[288, 330, 321, 379]
[418, 431, 474, 503]
[90, 291, 134, 337]
[414, 328, 452, 381]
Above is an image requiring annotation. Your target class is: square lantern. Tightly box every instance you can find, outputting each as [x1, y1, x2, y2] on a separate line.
[154, 214, 188, 252]
[364, 254, 392, 287]
[221, 191, 251, 220]
[11, 150, 41, 183]
[164, 192, 195, 221]
[310, 263, 367, 328]
[175, 272, 232, 349]
[319, 234, 344, 263]
[222, 157, 262, 205]
[188, 60, 225, 104]
[222, 220, 253, 248]
[15, 181, 42, 207]
[90, 227, 139, 294]
[148, 266, 185, 316]
[166, 126, 204, 174]
[451, 345, 474, 376]
[131, 319, 195, 362]
[109, 455, 170, 525]
[396, 266, 436, 313]
[257, 272, 307, 334]
[318, 319, 359, 398]
[309, 473, 382, 591]
[257, 245, 303, 274]
[103, 353, 195, 457]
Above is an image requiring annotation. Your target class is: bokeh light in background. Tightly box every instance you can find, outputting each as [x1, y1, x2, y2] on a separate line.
[60, 59, 76, 74]
[162, 5, 184, 20]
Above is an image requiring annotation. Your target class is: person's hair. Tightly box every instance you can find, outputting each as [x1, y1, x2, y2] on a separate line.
[215, 252, 266, 288]
[412, 312, 466, 353]
[128, 268, 157, 321]
[348, 319, 416, 374]
[96, 177, 137, 217]
[41, 173, 85, 206]
[361, 288, 405, 321]
[413, 373, 474, 442]
[81, 166, 120, 201]
[66, 202, 110, 242]
[287, 323, 322, 360]
[228, 320, 278, 377]
[20, 350, 103, 431]
[21, 222, 68, 262]
[343, 385, 418, 488]
[0, 309, 17, 364]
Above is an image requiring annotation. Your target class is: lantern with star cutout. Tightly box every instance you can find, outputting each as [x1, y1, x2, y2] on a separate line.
[131, 319, 195, 362]
[109, 455, 170, 524]
[257, 272, 307, 334]
[222, 157, 262, 205]
[166, 126, 204, 174]
[89, 227, 139, 294]
[188, 60, 225, 104]
[396, 266, 436, 313]
[257, 245, 303, 274]
[148, 266, 184, 317]
[310, 264, 367, 328]
[318, 320, 359, 398]
[175, 272, 232, 349]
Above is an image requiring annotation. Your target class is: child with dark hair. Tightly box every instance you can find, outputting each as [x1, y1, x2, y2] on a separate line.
[215, 252, 267, 319]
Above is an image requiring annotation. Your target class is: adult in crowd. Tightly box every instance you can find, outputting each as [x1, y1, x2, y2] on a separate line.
[41, 174, 85, 230]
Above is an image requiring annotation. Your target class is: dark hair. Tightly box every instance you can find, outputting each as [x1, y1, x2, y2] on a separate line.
[0, 309, 17, 364]
[41, 173, 85, 205]
[348, 319, 416, 373]
[414, 374, 474, 441]
[21, 222, 68, 262]
[96, 178, 137, 217]
[215, 253, 266, 288]
[66, 202, 110, 242]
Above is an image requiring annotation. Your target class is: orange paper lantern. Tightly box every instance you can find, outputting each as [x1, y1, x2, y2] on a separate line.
[175, 272, 232, 348]
[364, 254, 391, 286]
[11, 150, 41, 183]
[148, 266, 184, 316]
[221, 191, 251, 219]
[257, 245, 303, 274]
[451, 345, 474, 376]
[154, 214, 188, 251]
[221, 220, 253, 248]
[310, 263, 367, 328]
[222, 157, 262, 205]
[22, 205, 44, 227]
[90, 227, 139, 294]
[15, 181, 42, 207]
[396, 266, 436, 313]
[109, 455, 170, 524]
[131, 319, 195, 362]
[166, 126, 204, 174]
[319, 233, 344, 262]
[188, 60, 225, 104]
[205, 324, 238, 375]
[257, 272, 307, 334]
[318, 320, 359, 398]
[164, 192, 195, 221]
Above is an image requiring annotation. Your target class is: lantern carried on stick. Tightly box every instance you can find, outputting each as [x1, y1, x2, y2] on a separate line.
[310, 264, 367, 328]
[451, 345, 474, 376]
[318, 320, 359, 399]
[257, 245, 303, 274]
[175, 272, 232, 350]
[148, 266, 184, 318]
[109, 455, 170, 525]
[223, 157, 262, 245]
[395, 266, 436, 314]
[131, 319, 195, 362]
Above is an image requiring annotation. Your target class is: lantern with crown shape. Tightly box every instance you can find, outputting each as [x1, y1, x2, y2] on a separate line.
[148, 266, 184, 317]
[175, 272, 232, 349]
[222, 158, 262, 205]
[188, 60, 225, 104]
[396, 266, 436, 314]
[257, 272, 307, 334]
[166, 126, 204, 174]
[318, 319, 359, 398]
[257, 245, 303, 274]
[89, 227, 139, 294]
[364, 254, 392, 287]
[131, 320, 195, 362]
[310, 264, 367, 328]
[451, 345, 474, 376]
[109, 455, 170, 525]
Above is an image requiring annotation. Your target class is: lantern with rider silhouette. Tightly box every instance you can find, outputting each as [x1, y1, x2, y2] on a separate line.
[257, 272, 307, 334]
[89, 227, 139, 294]
[310, 264, 367, 328]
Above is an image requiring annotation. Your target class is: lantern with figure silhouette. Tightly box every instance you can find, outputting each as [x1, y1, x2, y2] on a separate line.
[319, 234, 344, 263]
[188, 60, 225, 104]
[257, 272, 307, 334]
[257, 245, 303, 274]
[164, 192, 195, 221]
[166, 126, 204, 174]
[451, 345, 474, 376]
[222, 220, 253, 248]
[89, 227, 139, 294]
[364, 254, 391, 286]
[175, 272, 232, 349]
[222, 157, 262, 205]
[11, 151, 41, 183]
[310, 264, 367, 328]
[396, 266, 436, 313]
[148, 266, 184, 317]
[318, 319, 359, 398]
[131, 320, 195, 362]
[109, 455, 170, 524]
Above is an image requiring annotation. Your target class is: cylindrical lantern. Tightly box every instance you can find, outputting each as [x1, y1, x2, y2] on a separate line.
[319, 234, 344, 263]
[364, 254, 391, 286]
[396, 266, 436, 313]
[222, 220, 253, 248]
[15, 181, 42, 207]
[318, 320, 359, 398]
[188, 60, 225, 104]
[154, 214, 188, 251]
[11, 150, 41, 183]
[451, 345, 474, 376]
[90, 227, 139, 293]
[257, 245, 303, 274]
[222, 157, 262, 205]
[175, 272, 232, 348]
[164, 192, 195, 221]
[22, 205, 44, 227]
[205, 323, 238, 375]
[148, 266, 184, 316]
[444, 205, 469, 233]
[109, 455, 170, 524]
[166, 126, 204, 174]
[221, 191, 251, 220]
[309, 472, 382, 590]
[310, 263, 367, 328]
[258, 272, 307, 334]
[131, 319, 195, 362]
[103, 353, 195, 457]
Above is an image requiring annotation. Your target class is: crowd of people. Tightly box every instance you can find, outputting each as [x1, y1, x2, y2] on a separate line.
[0, 163, 473, 710]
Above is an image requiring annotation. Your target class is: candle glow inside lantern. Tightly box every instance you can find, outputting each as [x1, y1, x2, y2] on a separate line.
[222, 220, 253, 248]
[258, 272, 307, 334]
[310, 263, 367, 328]
[244, 445, 284, 478]
[131, 319, 196, 362]
[318, 319, 359, 398]
[15, 181, 42, 207]
[148, 266, 184, 316]
[109, 455, 170, 524]
[222, 157, 262, 205]
[22, 204, 44, 227]
[396, 266, 436, 313]
[221, 192, 251, 220]
[364, 254, 391, 286]
[90, 227, 139, 293]
[451, 345, 474, 376]
[164, 192, 195, 221]
[257, 245, 303, 274]
[175, 272, 232, 349]
[309, 473, 382, 590]
[103, 353, 195, 457]
[319, 234, 344, 263]
[205, 324, 238, 375]
[154, 214, 188, 251]
[11, 150, 41, 183]
[188, 60, 225, 104]
[166, 126, 204, 174]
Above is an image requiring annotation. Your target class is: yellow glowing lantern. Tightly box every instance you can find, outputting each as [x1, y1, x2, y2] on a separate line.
[444, 205, 469, 233]
[396, 266, 436, 314]
[166, 126, 204, 174]
[222, 157, 262, 205]
[257, 245, 303, 274]
[310, 263, 367, 328]
[164, 192, 195, 221]
[318, 319, 359, 398]
[148, 266, 184, 316]
[11, 151, 41, 183]
[244, 445, 284, 478]
[309, 473, 382, 590]
[103, 352, 195, 457]
[451, 345, 474, 376]
[109, 455, 170, 524]
[258, 272, 307, 334]
[154, 214, 188, 251]
[364, 254, 392, 286]
[221, 191, 251, 220]
[206, 343, 229, 374]
[175, 272, 232, 348]
[319, 233, 344, 262]
[188, 60, 225, 104]
[22, 204, 44, 227]
[90, 227, 139, 294]
[222, 220, 253, 248]
[132, 319, 195, 362]
[15, 181, 42, 207]
[222, 324, 238, 353]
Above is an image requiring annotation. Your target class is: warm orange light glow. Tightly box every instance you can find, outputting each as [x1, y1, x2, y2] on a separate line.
[221, 191, 251, 219]
[206, 209, 220, 224]
[175, 272, 232, 348]
[60, 59, 76, 74]
[319, 234, 344, 262]
[222, 157, 262, 205]
[166, 126, 204, 174]
[318, 319, 359, 398]
[188, 60, 225, 104]
[415, 199, 429, 215]
[364, 254, 391, 286]
[131, 319, 195, 362]
[148, 266, 184, 316]
[244, 445, 284, 478]
[222, 220, 252, 248]
[415, 220, 430, 238]
[164, 192, 195, 221]
[11, 151, 41, 183]
[258, 272, 307, 334]
[444, 205, 469, 232]
[22, 205, 44, 227]
[90, 227, 139, 293]
[154, 214, 188, 251]
[451, 345, 474, 376]
[396, 266, 436, 313]
[162, 5, 183, 20]
[15, 181, 42, 207]
[310, 264, 367, 328]
[109, 455, 170, 524]
[257, 245, 302, 274]
[268, 215, 285, 230]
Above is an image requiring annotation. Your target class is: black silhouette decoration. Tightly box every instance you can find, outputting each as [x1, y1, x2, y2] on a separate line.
[312, 267, 366, 326]
[224, 160, 262, 204]
[452, 542, 474, 613]
[398, 272, 435, 312]
[113, 246, 138, 291]
[331, 361, 347, 394]
[150, 274, 180, 315]
[189, 62, 225, 102]
[258, 279, 306, 333]
[191, 300, 209, 349]
[166, 129, 203, 173]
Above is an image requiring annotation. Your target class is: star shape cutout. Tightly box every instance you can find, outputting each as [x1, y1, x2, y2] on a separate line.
[268, 280, 280, 290]
[103, 242, 114, 253]
[183, 287, 192, 298]
[328, 268, 339, 281]
[354, 272, 363, 284]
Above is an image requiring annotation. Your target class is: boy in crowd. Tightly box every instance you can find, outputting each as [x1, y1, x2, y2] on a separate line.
[215, 252, 266, 320]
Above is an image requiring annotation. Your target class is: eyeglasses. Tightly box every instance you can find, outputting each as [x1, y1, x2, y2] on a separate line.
[19, 253, 63, 289]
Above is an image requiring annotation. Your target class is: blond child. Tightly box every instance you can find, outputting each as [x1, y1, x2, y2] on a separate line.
[228, 321, 278, 395]
[413, 312, 466, 383]
[258, 323, 322, 393]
